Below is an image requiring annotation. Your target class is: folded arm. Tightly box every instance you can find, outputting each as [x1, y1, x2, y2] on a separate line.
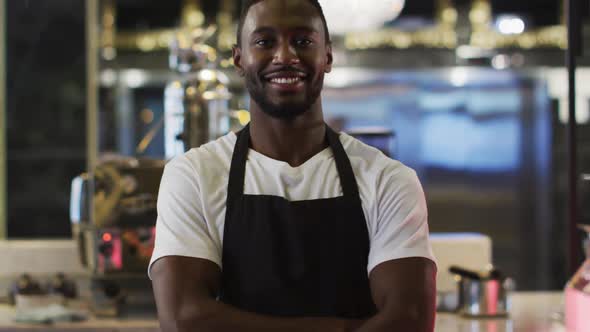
[355, 257, 437, 332]
[151, 256, 364, 332]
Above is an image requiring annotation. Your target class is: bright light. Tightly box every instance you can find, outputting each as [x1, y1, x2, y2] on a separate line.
[122, 69, 148, 88]
[496, 16, 525, 35]
[197, 69, 229, 84]
[318, 0, 405, 35]
[450, 68, 469, 87]
[197, 69, 216, 82]
[324, 68, 356, 88]
[559, 98, 590, 124]
[100, 69, 117, 87]
[324, 67, 377, 88]
[491, 54, 510, 70]
[102, 233, 113, 242]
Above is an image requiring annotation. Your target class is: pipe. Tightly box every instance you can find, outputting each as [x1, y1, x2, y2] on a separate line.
[87, 0, 99, 172]
[566, 0, 582, 275]
[0, 0, 6, 239]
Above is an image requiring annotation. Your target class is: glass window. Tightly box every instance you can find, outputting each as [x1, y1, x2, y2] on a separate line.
[6, 0, 86, 238]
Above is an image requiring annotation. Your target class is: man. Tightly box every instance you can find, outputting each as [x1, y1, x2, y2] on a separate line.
[149, 0, 437, 331]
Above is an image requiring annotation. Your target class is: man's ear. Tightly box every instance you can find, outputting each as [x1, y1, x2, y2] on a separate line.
[232, 45, 245, 77]
[325, 43, 333, 73]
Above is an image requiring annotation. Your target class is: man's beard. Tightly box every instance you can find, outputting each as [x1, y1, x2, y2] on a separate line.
[245, 72, 323, 120]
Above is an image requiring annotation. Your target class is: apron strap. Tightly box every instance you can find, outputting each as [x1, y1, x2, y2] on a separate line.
[325, 126, 361, 199]
[226, 124, 362, 202]
[226, 124, 251, 206]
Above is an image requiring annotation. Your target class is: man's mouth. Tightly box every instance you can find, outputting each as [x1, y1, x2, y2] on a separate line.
[268, 77, 303, 84]
[263, 71, 307, 93]
[264, 71, 307, 85]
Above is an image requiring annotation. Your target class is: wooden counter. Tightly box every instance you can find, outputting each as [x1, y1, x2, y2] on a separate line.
[0, 292, 565, 331]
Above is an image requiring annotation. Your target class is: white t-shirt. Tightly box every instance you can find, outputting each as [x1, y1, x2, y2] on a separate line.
[148, 131, 436, 278]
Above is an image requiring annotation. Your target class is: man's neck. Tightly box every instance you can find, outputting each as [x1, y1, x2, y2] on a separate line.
[248, 103, 327, 168]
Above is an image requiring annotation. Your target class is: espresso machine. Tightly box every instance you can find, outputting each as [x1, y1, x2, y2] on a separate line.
[70, 157, 165, 316]
[69, 26, 238, 316]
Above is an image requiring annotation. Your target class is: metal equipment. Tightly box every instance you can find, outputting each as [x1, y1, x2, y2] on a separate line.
[164, 27, 233, 159]
[70, 156, 164, 316]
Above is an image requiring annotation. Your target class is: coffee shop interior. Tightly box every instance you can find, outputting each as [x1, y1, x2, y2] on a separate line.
[1, 0, 590, 330]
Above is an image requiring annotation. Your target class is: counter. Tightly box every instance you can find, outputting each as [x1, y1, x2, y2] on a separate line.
[0, 292, 565, 331]
[436, 292, 565, 332]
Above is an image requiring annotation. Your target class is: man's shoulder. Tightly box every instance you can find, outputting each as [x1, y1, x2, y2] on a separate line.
[166, 132, 236, 177]
[339, 132, 415, 181]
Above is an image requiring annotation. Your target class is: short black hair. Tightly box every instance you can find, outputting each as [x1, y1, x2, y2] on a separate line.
[236, 0, 331, 47]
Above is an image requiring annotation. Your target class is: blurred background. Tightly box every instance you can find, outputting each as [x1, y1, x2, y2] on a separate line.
[2, 0, 590, 294]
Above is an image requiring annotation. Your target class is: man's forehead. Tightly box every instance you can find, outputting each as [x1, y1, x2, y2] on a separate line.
[243, 0, 323, 34]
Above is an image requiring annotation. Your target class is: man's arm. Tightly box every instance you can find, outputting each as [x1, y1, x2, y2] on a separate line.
[151, 256, 364, 332]
[355, 257, 437, 332]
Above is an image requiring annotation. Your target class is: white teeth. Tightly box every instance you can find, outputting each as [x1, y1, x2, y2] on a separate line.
[270, 77, 301, 84]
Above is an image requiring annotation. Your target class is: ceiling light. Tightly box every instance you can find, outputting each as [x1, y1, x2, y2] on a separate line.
[318, 0, 405, 35]
[496, 15, 525, 35]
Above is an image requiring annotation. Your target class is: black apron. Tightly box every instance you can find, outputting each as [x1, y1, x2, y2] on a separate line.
[219, 124, 377, 318]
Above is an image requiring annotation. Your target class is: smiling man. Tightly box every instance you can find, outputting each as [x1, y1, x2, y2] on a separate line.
[149, 0, 437, 331]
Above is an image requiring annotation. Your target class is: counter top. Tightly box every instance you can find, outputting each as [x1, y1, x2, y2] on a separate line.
[0, 292, 565, 331]
[436, 292, 565, 332]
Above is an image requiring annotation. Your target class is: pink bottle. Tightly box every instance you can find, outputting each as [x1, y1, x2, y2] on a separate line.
[565, 225, 590, 332]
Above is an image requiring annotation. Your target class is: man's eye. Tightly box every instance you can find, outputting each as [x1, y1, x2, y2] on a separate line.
[255, 39, 272, 47]
[295, 39, 312, 47]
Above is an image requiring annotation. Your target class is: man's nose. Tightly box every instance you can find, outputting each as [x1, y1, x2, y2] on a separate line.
[272, 42, 300, 65]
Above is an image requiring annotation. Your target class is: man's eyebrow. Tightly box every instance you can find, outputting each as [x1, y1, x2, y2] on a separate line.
[251, 26, 320, 35]
[290, 26, 319, 34]
[251, 26, 275, 35]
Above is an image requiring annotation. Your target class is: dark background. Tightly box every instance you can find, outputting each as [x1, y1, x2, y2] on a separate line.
[6, 0, 86, 238]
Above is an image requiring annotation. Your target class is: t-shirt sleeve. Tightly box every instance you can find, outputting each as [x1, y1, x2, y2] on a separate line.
[367, 165, 437, 274]
[148, 157, 221, 279]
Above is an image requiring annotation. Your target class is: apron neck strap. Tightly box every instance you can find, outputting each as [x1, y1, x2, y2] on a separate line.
[227, 123, 361, 202]
[227, 124, 251, 203]
[325, 126, 361, 199]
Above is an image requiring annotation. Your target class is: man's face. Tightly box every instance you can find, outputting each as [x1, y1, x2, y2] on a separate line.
[233, 0, 333, 119]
